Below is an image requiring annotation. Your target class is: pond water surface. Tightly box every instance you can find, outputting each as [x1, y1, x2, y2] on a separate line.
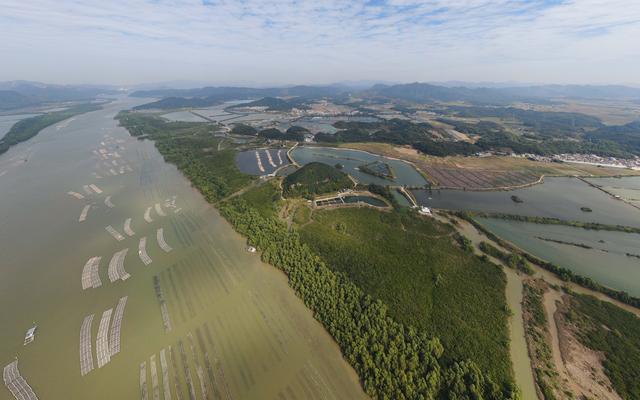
[478, 218, 640, 297]
[413, 177, 640, 228]
[291, 146, 428, 187]
[235, 148, 289, 175]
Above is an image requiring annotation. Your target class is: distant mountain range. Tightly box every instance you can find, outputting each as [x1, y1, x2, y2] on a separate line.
[132, 84, 347, 99]
[4, 80, 639, 111]
[132, 85, 349, 110]
[365, 83, 640, 104]
[131, 82, 640, 110]
[0, 81, 114, 111]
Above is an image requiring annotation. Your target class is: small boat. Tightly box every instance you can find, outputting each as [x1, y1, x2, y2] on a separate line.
[247, 246, 257, 253]
[24, 325, 37, 346]
[511, 195, 524, 203]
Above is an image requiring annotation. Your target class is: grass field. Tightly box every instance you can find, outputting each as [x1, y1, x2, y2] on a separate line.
[339, 142, 640, 189]
[298, 207, 513, 385]
[238, 180, 282, 218]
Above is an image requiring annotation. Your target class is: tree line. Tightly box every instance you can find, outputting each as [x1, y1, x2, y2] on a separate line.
[117, 112, 521, 399]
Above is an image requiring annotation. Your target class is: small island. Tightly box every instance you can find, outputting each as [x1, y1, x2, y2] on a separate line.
[283, 162, 354, 198]
[357, 160, 395, 180]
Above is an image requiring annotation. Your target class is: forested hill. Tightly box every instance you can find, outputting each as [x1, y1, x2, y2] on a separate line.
[586, 120, 640, 153]
[283, 162, 354, 197]
[0, 91, 35, 110]
[133, 96, 224, 110]
[228, 96, 309, 111]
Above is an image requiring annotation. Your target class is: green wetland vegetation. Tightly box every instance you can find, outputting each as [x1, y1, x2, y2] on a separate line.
[117, 112, 253, 202]
[0, 103, 102, 155]
[478, 241, 533, 275]
[474, 211, 640, 234]
[117, 112, 521, 399]
[298, 208, 514, 386]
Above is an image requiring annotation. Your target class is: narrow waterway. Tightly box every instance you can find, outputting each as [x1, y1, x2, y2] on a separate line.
[504, 269, 538, 399]
[441, 215, 538, 399]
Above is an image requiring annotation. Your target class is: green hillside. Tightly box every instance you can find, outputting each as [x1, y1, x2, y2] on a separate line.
[283, 162, 353, 198]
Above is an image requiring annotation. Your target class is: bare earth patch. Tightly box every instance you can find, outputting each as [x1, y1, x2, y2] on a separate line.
[548, 293, 622, 399]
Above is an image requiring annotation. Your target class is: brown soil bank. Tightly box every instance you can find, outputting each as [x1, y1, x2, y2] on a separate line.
[522, 279, 623, 399]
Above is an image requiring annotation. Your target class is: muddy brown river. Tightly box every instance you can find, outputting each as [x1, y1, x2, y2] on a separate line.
[0, 98, 366, 399]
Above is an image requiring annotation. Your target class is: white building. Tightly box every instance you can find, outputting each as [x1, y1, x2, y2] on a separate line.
[418, 206, 432, 216]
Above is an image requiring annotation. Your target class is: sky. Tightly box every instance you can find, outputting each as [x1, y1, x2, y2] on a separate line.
[1, 0, 640, 86]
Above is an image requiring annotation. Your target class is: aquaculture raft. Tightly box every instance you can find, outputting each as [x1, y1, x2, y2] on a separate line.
[3, 360, 38, 400]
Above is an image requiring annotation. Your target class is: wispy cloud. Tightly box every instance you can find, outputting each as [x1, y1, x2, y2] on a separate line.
[0, 0, 639, 84]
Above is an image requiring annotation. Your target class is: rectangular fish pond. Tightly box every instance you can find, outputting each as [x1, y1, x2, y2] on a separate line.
[235, 148, 290, 175]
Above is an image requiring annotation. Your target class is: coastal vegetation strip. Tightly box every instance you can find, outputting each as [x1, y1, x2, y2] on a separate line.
[470, 211, 640, 234]
[0, 103, 102, 155]
[534, 236, 592, 249]
[116, 112, 520, 399]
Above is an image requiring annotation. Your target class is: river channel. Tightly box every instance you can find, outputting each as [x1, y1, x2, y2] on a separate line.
[0, 97, 366, 399]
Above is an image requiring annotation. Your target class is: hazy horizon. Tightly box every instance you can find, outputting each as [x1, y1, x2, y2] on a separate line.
[2, 1, 640, 86]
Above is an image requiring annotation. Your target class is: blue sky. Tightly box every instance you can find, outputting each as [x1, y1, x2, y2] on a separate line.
[1, 0, 639, 85]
